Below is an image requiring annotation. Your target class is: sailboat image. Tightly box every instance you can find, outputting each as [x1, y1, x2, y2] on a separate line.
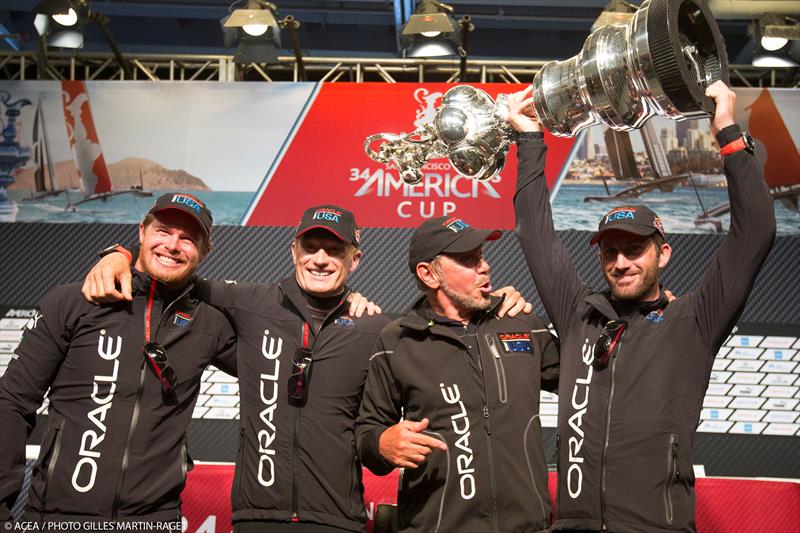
[583, 121, 691, 202]
[22, 99, 65, 202]
[60, 80, 151, 211]
[695, 88, 799, 231]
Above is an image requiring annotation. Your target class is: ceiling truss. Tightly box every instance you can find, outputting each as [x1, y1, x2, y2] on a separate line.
[0, 50, 797, 88]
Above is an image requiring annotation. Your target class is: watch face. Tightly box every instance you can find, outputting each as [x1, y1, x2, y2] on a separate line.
[742, 132, 756, 153]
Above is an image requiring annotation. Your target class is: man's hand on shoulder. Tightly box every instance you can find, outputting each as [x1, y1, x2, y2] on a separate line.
[379, 418, 447, 469]
[347, 292, 382, 318]
[492, 286, 533, 317]
[81, 250, 133, 304]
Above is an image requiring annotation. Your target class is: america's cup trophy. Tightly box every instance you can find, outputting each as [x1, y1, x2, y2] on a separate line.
[364, 0, 728, 184]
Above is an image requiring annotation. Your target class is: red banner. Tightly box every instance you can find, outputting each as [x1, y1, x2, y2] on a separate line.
[244, 83, 577, 229]
[181, 464, 800, 533]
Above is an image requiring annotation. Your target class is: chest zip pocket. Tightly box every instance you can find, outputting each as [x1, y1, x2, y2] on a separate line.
[664, 433, 680, 526]
[485, 334, 508, 404]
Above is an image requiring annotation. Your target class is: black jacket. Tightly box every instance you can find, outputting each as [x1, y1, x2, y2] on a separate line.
[197, 277, 389, 531]
[356, 295, 559, 533]
[513, 128, 775, 532]
[0, 271, 237, 522]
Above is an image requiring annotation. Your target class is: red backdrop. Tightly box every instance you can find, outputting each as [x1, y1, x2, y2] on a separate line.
[181, 464, 800, 533]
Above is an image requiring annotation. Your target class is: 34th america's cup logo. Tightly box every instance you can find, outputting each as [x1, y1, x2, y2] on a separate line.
[413, 88, 443, 130]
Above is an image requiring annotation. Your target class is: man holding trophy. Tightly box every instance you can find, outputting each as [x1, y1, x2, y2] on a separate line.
[363, 0, 776, 528]
[507, 80, 775, 531]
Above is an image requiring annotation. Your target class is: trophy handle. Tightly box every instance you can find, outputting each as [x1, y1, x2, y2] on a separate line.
[363, 128, 440, 185]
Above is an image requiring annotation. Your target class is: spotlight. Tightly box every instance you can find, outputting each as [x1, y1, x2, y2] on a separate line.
[33, 0, 87, 49]
[401, 0, 463, 58]
[222, 0, 282, 64]
[751, 15, 800, 67]
[32, 0, 132, 79]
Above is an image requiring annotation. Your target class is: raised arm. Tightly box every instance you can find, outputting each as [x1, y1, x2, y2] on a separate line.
[507, 87, 588, 333]
[0, 288, 73, 518]
[693, 82, 776, 352]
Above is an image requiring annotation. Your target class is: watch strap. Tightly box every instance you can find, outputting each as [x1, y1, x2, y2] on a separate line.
[720, 136, 747, 156]
[99, 243, 133, 263]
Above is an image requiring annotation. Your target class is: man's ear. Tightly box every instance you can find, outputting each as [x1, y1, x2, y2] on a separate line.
[138, 222, 145, 245]
[349, 248, 363, 273]
[199, 240, 213, 263]
[658, 243, 672, 269]
[290, 238, 298, 264]
[416, 262, 440, 290]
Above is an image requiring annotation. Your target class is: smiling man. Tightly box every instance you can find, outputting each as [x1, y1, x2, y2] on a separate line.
[507, 81, 776, 531]
[82, 204, 533, 533]
[0, 193, 236, 528]
[356, 216, 559, 533]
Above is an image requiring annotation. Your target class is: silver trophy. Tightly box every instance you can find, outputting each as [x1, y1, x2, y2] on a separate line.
[364, 0, 728, 184]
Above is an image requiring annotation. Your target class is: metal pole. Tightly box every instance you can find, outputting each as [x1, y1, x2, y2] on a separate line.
[282, 16, 307, 82]
[458, 16, 473, 82]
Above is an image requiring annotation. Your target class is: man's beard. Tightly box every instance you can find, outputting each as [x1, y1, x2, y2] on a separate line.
[440, 276, 493, 312]
[605, 262, 660, 301]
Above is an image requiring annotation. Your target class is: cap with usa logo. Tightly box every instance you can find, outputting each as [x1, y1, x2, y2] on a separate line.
[148, 193, 213, 238]
[590, 205, 666, 246]
[295, 205, 360, 247]
[408, 216, 501, 273]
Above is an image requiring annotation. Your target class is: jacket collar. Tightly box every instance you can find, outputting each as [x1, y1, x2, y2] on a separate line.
[399, 293, 504, 332]
[278, 277, 351, 326]
[131, 269, 196, 300]
[583, 287, 670, 321]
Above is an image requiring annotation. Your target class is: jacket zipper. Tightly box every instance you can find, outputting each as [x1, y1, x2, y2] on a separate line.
[180, 434, 189, 480]
[600, 338, 623, 531]
[291, 297, 351, 522]
[484, 334, 508, 404]
[112, 278, 190, 520]
[476, 339, 500, 533]
[234, 426, 246, 500]
[350, 440, 360, 513]
[41, 417, 65, 512]
[664, 433, 679, 526]
[291, 406, 301, 521]
[112, 355, 147, 520]
[524, 415, 548, 526]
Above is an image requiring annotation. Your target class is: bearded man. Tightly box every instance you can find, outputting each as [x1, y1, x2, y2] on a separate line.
[507, 80, 775, 531]
[356, 216, 559, 533]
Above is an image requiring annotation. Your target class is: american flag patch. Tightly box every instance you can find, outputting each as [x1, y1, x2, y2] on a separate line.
[498, 333, 531, 353]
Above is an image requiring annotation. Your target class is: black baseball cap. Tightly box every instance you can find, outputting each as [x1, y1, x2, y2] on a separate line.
[295, 205, 360, 247]
[590, 204, 666, 246]
[148, 193, 213, 238]
[408, 216, 501, 273]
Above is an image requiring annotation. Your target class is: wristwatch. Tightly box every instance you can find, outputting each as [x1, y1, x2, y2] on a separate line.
[720, 131, 755, 156]
[99, 243, 123, 257]
[98, 243, 133, 262]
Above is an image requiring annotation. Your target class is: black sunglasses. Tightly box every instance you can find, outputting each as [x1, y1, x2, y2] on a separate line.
[593, 320, 627, 370]
[288, 348, 313, 407]
[143, 342, 178, 393]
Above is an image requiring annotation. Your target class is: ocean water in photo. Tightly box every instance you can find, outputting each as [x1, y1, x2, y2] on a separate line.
[7, 190, 252, 226]
[553, 183, 800, 235]
[5, 184, 799, 234]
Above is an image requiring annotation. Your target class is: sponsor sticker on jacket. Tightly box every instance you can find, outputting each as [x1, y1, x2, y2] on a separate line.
[498, 333, 531, 353]
[174, 311, 193, 327]
[335, 316, 355, 328]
